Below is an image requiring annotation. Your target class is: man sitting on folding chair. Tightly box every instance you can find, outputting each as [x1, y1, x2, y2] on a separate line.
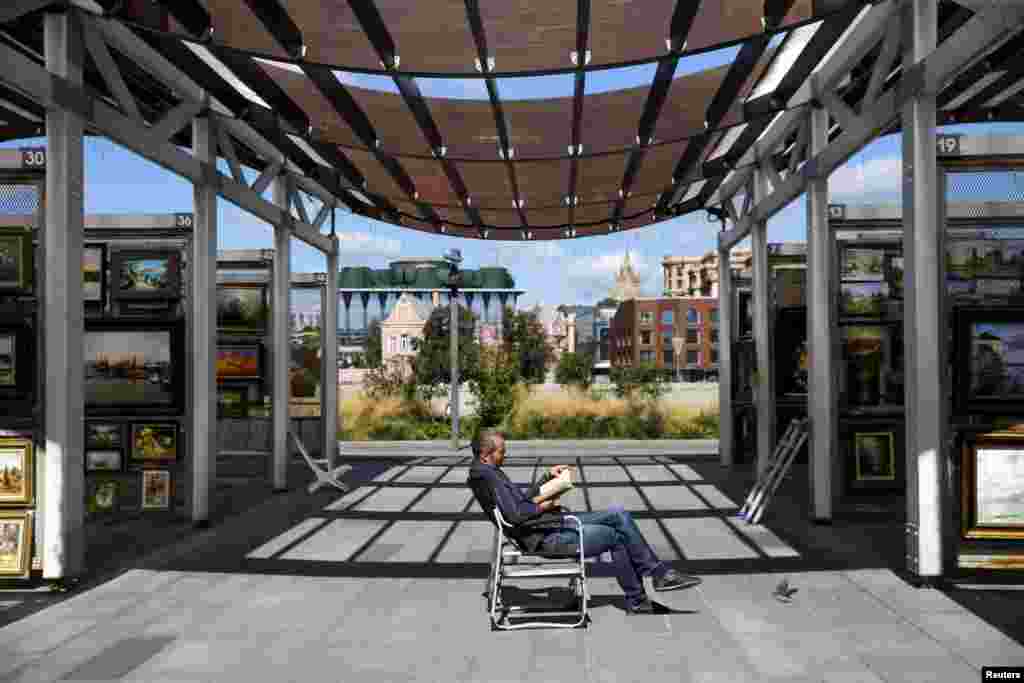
[469, 428, 701, 614]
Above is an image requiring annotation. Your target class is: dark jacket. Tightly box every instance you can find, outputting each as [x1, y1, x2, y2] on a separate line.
[467, 461, 571, 552]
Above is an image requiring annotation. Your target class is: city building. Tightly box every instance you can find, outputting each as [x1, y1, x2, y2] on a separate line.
[609, 297, 719, 381]
[609, 250, 643, 302]
[662, 250, 752, 298]
[380, 292, 433, 376]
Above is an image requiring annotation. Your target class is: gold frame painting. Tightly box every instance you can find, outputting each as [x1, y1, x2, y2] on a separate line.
[141, 470, 171, 511]
[962, 433, 1024, 540]
[0, 510, 32, 577]
[0, 437, 33, 506]
[853, 432, 895, 482]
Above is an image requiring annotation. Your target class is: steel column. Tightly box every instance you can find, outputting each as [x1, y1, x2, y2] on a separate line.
[322, 238, 339, 470]
[450, 291, 460, 450]
[902, 0, 944, 580]
[42, 9, 85, 579]
[717, 245, 734, 467]
[271, 175, 291, 491]
[751, 168, 775, 478]
[807, 105, 835, 522]
[189, 115, 217, 525]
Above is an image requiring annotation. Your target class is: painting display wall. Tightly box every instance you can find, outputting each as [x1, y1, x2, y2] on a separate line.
[0, 319, 35, 409]
[111, 250, 181, 301]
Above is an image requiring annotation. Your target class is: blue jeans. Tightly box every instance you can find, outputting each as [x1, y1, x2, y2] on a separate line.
[538, 510, 666, 608]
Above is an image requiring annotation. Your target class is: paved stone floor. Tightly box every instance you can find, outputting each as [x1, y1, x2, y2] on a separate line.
[2, 450, 1024, 682]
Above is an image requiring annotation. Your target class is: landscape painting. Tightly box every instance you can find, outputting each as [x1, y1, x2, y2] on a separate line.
[841, 282, 887, 316]
[85, 423, 122, 450]
[0, 334, 14, 387]
[0, 512, 31, 576]
[85, 450, 122, 472]
[130, 423, 178, 465]
[843, 326, 884, 406]
[217, 285, 269, 333]
[86, 478, 118, 514]
[0, 229, 31, 292]
[975, 446, 1024, 528]
[82, 244, 105, 303]
[216, 346, 261, 381]
[141, 470, 171, 510]
[218, 386, 247, 418]
[854, 432, 896, 481]
[948, 241, 1002, 278]
[842, 249, 885, 280]
[84, 328, 175, 408]
[969, 322, 1024, 400]
[0, 439, 32, 505]
[112, 250, 179, 300]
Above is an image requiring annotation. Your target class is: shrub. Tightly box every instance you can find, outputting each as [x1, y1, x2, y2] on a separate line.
[469, 346, 521, 428]
[554, 351, 594, 389]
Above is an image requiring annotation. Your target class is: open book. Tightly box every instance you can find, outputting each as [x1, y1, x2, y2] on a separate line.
[538, 469, 574, 502]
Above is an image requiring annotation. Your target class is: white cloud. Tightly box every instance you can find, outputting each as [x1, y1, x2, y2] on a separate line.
[829, 155, 902, 203]
[337, 230, 402, 257]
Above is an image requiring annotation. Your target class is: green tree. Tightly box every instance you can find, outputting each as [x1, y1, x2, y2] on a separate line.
[501, 306, 554, 384]
[411, 304, 480, 389]
[596, 297, 619, 308]
[610, 361, 667, 401]
[554, 351, 594, 389]
[364, 318, 383, 368]
[468, 345, 521, 428]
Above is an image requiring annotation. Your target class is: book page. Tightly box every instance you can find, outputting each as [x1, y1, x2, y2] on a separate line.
[538, 470, 574, 501]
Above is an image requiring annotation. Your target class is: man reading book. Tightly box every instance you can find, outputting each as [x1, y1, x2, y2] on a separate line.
[468, 429, 701, 614]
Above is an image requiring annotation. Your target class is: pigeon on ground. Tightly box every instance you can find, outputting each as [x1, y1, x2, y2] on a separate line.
[773, 578, 798, 603]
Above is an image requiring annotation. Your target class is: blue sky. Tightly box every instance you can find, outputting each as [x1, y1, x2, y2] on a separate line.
[4, 35, 1024, 317]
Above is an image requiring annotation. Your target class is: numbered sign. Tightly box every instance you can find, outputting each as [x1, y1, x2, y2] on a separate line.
[936, 135, 960, 156]
[20, 147, 45, 169]
[174, 213, 194, 229]
[828, 204, 846, 220]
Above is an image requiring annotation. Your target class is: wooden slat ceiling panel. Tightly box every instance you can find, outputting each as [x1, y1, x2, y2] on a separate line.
[346, 86, 434, 156]
[575, 153, 630, 204]
[478, 1, 579, 74]
[632, 142, 689, 196]
[522, 207, 571, 229]
[282, 1, 378, 70]
[203, 0, 289, 59]
[422, 96, 501, 160]
[501, 96, 575, 159]
[477, 209, 525, 229]
[393, 156, 460, 204]
[511, 159, 573, 207]
[369, 1, 478, 73]
[589, 1, 676, 67]
[258, 63, 364, 149]
[457, 162, 515, 208]
[574, 202, 617, 226]
[624, 195, 660, 222]
[345, 147, 409, 199]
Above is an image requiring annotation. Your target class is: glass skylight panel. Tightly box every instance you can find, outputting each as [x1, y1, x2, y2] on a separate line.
[414, 77, 489, 100]
[943, 71, 1007, 110]
[709, 124, 748, 160]
[747, 21, 822, 102]
[984, 76, 1024, 108]
[494, 73, 575, 100]
[255, 57, 304, 75]
[348, 189, 374, 205]
[184, 42, 270, 109]
[681, 180, 706, 204]
[585, 63, 658, 95]
[0, 98, 40, 122]
[334, 71, 400, 94]
[673, 44, 741, 80]
[287, 134, 331, 168]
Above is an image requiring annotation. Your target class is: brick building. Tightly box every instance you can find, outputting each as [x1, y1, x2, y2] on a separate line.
[662, 250, 751, 298]
[609, 297, 719, 380]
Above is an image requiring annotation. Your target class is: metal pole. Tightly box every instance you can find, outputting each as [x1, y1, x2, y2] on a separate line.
[42, 9, 85, 579]
[189, 115, 217, 526]
[717, 242, 734, 467]
[271, 174, 290, 491]
[903, 0, 943, 581]
[323, 236, 339, 470]
[807, 104, 835, 523]
[451, 289, 460, 449]
[751, 169, 776, 478]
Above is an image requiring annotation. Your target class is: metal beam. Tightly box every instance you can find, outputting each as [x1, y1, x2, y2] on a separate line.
[717, 241, 734, 467]
[272, 174, 290, 492]
[322, 234, 339, 471]
[719, 1, 1024, 250]
[0, 0, 56, 24]
[750, 167, 774, 479]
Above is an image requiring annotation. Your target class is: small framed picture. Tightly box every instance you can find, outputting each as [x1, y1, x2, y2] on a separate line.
[85, 423, 123, 451]
[854, 432, 896, 482]
[85, 450, 122, 472]
[218, 385, 249, 418]
[141, 470, 171, 511]
[216, 344, 262, 381]
[130, 423, 178, 467]
[83, 242, 107, 305]
[86, 477, 119, 515]
[0, 227, 34, 294]
[0, 437, 33, 506]
[842, 248, 885, 281]
[0, 510, 32, 577]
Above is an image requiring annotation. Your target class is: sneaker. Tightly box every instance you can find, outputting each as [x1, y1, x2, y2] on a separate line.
[652, 569, 702, 592]
[625, 598, 670, 615]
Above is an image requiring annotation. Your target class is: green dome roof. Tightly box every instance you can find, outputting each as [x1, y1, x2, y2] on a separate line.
[478, 267, 514, 289]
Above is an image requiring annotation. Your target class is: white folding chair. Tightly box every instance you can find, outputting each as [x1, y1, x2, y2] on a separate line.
[289, 430, 350, 494]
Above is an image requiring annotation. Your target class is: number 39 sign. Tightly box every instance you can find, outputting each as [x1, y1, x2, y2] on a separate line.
[20, 147, 46, 168]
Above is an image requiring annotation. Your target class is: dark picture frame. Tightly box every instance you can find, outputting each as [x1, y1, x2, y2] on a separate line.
[85, 422, 123, 450]
[954, 307, 1024, 415]
[216, 343, 263, 382]
[84, 318, 185, 415]
[842, 248, 885, 281]
[129, 422, 179, 467]
[840, 281, 888, 317]
[85, 450, 122, 472]
[141, 470, 172, 511]
[86, 477, 119, 515]
[217, 384, 249, 418]
[0, 316, 35, 410]
[775, 307, 808, 397]
[217, 284, 269, 334]
[82, 242, 107, 305]
[854, 432, 895, 482]
[110, 249, 181, 301]
[962, 432, 1024, 540]
[0, 227, 34, 294]
[842, 423, 904, 493]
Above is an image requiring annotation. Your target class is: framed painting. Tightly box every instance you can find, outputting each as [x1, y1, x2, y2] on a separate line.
[774, 307, 808, 397]
[85, 450, 122, 472]
[854, 432, 895, 482]
[216, 344, 262, 381]
[82, 242, 106, 305]
[840, 281, 888, 317]
[0, 319, 35, 406]
[130, 423, 178, 466]
[141, 470, 171, 511]
[84, 319, 185, 414]
[954, 307, 1024, 414]
[0, 510, 32, 577]
[85, 423, 123, 451]
[886, 256, 904, 299]
[0, 227, 33, 294]
[86, 477, 119, 515]
[110, 249, 181, 300]
[842, 326, 884, 407]
[962, 433, 1024, 539]
[0, 437, 33, 506]
[842, 248, 885, 281]
[217, 384, 249, 418]
[217, 284, 269, 334]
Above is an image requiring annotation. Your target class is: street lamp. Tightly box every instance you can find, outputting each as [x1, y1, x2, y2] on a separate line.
[443, 248, 463, 449]
[672, 336, 685, 383]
